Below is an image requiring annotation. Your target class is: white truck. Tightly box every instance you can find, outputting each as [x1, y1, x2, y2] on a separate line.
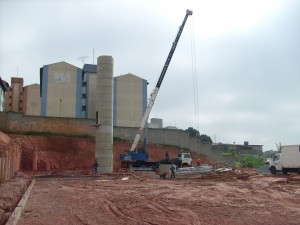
[168, 152, 193, 168]
[266, 145, 300, 174]
[177, 152, 193, 167]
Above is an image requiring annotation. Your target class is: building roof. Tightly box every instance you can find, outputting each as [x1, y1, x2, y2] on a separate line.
[25, 83, 40, 88]
[115, 73, 147, 82]
[11, 77, 24, 83]
[43, 61, 80, 69]
[83, 64, 97, 73]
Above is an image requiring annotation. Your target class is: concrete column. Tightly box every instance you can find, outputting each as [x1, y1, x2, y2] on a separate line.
[95, 56, 113, 173]
[45, 162, 50, 171]
[12, 147, 16, 175]
[5, 150, 9, 180]
[32, 148, 38, 171]
[17, 145, 21, 172]
[0, 157, 4, 182]
[0, 151, 6, 182]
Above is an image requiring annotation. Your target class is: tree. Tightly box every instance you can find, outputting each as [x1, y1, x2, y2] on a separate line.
[275, 142, 282, 153]
[185, 128, 213, 144]
[200, 134, 213, 144]
[186, 127, 199, 137]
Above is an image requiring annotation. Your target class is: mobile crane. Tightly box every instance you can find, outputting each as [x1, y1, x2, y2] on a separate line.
[120, 9, 193, 170]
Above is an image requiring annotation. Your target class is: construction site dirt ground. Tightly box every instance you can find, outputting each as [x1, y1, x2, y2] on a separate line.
[11, 171, 300, 225]
[1, 134, 300, 224]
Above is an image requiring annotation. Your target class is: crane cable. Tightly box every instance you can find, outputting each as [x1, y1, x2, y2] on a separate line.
[189, 18, 200, 135]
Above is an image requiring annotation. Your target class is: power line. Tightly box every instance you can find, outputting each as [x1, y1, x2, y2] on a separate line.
[189, 18, 200, 134]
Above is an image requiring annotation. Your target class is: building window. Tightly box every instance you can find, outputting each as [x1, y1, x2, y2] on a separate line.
[81, 106, 86, 111]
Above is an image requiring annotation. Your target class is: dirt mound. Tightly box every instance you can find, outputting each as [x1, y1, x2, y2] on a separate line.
[8, 134, 210, 172]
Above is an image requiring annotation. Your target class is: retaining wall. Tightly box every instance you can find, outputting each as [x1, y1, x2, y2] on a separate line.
[0, 112, 235, 166]
[0, 112, 95, 135]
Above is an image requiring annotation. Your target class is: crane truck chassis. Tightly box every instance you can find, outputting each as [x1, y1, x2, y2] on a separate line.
[120, 10, 193, 171]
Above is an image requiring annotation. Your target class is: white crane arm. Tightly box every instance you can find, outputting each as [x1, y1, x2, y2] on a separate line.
[130, 87, 159, 151]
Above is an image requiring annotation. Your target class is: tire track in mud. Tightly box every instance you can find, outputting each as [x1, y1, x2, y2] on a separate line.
[19, 174, 300, 225]
[103, 199, 144, 224]
[58, 181, 202, 225]
[70, 207, 88, 225]
[59, 182, 146, 224]
[142, 198, 201, 225]
[116, 184, 202, 225]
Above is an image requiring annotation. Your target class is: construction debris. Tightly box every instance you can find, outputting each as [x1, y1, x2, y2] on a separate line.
[215, 167, 233, 173]
[176, 165, 213, 174]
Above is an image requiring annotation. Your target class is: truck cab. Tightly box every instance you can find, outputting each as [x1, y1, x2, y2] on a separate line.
[177, 153, 193, 167]
[266, 153, 282, 174]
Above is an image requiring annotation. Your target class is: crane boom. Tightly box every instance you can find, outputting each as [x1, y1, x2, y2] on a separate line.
[130, 9, 193, 151]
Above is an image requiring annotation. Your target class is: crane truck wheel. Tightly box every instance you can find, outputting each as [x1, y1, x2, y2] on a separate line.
[270, 166, 277, 174]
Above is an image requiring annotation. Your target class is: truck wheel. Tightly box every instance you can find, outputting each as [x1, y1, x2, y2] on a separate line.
[270, 166, 276, 174]
[297, 169, 300, 175]
[282, 168, 288, 175]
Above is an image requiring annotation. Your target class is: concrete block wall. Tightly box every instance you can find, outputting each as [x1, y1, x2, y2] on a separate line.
[0, 112, 235, 165]
[0, 112, 95, 135]
[113, 127, 234, 165]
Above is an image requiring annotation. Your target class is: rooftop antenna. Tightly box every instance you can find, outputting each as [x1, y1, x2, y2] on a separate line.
[78, 56, 88, 66]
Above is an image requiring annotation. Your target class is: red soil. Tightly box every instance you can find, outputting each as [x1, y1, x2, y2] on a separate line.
[8, 134, 211, 172]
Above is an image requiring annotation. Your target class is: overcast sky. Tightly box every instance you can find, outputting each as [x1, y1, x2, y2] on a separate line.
[1, 0, 299, 151]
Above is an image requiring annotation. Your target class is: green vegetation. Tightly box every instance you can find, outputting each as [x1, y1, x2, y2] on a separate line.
[186, 127, 200, 137]
[161, 144, 189, 151]
[236, 154, 265, 168]
[10, 131, 94, 138]
[113, 137, 126, 142]
[200, 134, 213, 144]
[185, 127, 213, 144]
[223, 152, 234, 156]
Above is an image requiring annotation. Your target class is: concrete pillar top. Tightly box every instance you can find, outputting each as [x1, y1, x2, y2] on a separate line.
[97, 56, 113, 64]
